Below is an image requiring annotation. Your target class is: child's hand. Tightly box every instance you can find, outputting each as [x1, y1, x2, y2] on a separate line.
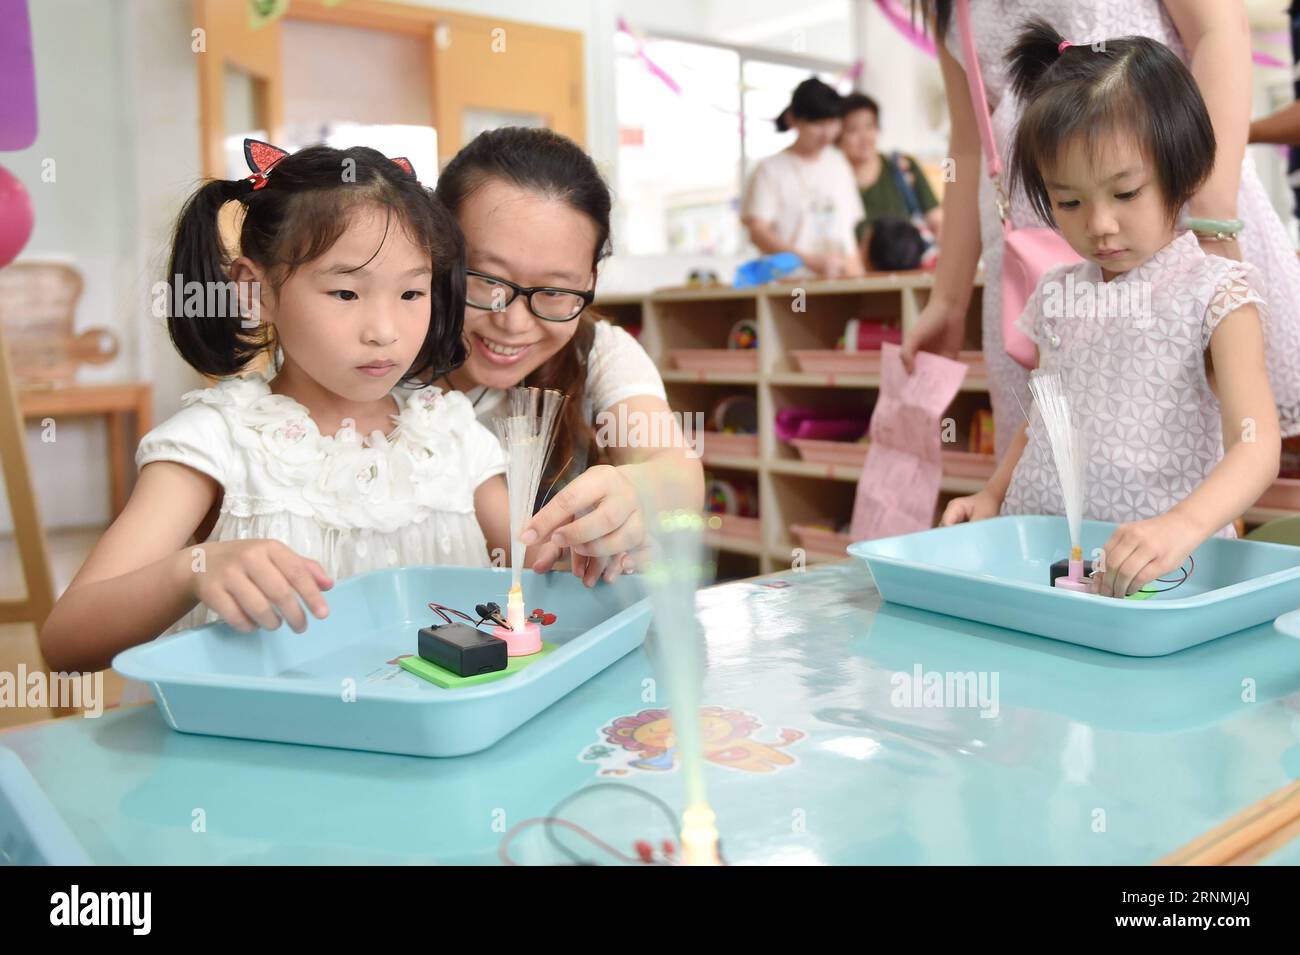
[1095, 512, 1202, 598]
[187, 539, 333, 633]
[940, 489, 1002, 526]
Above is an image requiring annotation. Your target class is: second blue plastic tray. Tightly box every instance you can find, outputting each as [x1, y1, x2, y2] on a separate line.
[848, 515, 1300, 656]
[0, 747, 90, 864]
[113, 566, 651, 757]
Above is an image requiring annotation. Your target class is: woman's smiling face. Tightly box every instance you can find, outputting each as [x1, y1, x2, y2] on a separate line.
[455, 177, 598, 389]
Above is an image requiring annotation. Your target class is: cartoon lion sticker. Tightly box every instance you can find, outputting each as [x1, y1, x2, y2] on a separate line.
[582, 706, 804, 775]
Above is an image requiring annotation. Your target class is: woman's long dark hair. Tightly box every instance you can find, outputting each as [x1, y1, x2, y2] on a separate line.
[434, 126, 614, 488]
[166, 143, 465, 384]
[911, 0, 954, 39]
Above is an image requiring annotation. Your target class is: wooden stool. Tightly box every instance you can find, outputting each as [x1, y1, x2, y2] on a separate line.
[0, 324, 72, 715]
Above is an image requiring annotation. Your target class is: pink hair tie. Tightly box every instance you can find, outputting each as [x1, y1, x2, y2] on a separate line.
[1057, 40, 1072, 54]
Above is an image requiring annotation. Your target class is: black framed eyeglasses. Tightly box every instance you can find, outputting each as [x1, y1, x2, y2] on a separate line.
[464, 269, 594, 322]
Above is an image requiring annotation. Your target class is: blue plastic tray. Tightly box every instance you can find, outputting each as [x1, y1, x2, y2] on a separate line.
[0, 747, 90, 864]
[113, 566, 651, 757]
[848, 515, 1300, 656]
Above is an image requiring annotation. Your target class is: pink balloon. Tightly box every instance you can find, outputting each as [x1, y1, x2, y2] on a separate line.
[0, 164, 34, 267]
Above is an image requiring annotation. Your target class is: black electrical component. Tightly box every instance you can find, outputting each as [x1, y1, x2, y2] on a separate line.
[418, 622, 508, 677]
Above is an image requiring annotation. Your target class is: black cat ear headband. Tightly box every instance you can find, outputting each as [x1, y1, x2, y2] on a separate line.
[240, 137, 416, 191]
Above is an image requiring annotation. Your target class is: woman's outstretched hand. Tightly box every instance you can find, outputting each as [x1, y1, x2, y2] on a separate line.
[522, 464, 645, 586]
[901, 298, 964, 372]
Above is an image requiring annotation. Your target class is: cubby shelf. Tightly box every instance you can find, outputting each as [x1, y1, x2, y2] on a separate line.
[598, 272, 991, 575]
[598, 270, 1290, 576]
[661, 370, 759, 385]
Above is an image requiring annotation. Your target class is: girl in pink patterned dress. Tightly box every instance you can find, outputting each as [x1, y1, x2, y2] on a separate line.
[903, 0, 1300, 461]
[942, 20, 1281, 598]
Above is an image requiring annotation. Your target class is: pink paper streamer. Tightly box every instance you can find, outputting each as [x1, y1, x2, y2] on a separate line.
[617, 16, 683, 96]
[850, 343, 968, 540]
[1253, 50, 1288, 69]
[874, 0, 937, 59]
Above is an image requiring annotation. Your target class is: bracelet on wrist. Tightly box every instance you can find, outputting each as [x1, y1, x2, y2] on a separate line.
[1186, 216, 1243, 242]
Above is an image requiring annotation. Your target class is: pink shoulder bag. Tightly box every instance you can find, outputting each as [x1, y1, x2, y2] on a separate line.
[955, 0, 1079, 368]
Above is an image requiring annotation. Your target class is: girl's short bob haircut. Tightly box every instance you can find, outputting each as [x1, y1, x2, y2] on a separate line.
[1006, 18, 1215, 227]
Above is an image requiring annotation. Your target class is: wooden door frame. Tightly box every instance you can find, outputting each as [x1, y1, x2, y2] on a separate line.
[195, 0, 587, 179]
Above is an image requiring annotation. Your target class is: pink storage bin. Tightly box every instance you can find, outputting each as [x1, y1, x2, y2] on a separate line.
[790, 438, 870, 468]
[959, 350, 986, 376]
[1256, 479, 1300, 510]
[672, 349, 758, 372]
[940, 450, 997, 480]
[701, 431, 759, 458]
[790, 523, 853, 557]
[709, 514, 762, 541]
[792, 350, 880, 374]
[775, 407, 870, 442]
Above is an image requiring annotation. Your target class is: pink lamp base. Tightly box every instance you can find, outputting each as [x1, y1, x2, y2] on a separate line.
[493, 622, 542, 657]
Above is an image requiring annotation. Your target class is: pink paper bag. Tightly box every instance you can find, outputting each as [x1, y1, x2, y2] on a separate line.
[850, 343, 968, 540]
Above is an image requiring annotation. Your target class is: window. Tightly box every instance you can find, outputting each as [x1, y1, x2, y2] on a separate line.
[615, 30, 852, 256]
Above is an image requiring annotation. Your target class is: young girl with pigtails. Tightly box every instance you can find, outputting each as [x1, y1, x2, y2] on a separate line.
[41, 140, 516, 672]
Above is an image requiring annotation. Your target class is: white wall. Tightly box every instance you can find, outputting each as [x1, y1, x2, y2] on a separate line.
[5, 0, 872, 532]
[9, 0, 1296, 536]
[1, 0, 202, 534]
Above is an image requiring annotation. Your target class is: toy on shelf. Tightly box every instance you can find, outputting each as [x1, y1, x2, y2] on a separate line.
[705, 476, 758, 518]
[493, 386, 567, 654]
[705, 474, 760, 541]
[711, 394, 758, 434]
[968, 408, 995, 455]
[733, 251, 802, 289]
[836, 318, 902, 352]
[727, 318, 758, 350]
[790, 318, 899, 376]
[702, 394, 759, 458]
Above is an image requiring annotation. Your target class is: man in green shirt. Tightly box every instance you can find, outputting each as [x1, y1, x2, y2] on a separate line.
[838, 93, 942, 245]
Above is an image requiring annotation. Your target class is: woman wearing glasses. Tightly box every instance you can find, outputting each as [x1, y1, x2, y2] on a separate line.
[433, 127, 705, 586]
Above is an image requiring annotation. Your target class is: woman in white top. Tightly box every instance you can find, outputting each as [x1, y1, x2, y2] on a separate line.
[433, 128, 705, 587]
[741, 77, 868, 278]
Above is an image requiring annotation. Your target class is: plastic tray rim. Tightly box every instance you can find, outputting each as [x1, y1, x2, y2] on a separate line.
[113, 567, 652, 702]
[848, 520, 1300, 609]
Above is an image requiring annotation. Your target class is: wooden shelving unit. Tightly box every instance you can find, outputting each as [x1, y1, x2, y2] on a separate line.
[599, 269, 1299, 579]
[597, 271, 993, 577]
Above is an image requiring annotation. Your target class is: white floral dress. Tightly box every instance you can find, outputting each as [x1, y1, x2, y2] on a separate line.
[136, 373, 506, 634]
[1002, 232, 1266, 537]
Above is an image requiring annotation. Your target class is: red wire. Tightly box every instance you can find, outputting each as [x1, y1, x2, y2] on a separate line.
[428, 601, 479, 627]
[498, 816, 645, 866]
